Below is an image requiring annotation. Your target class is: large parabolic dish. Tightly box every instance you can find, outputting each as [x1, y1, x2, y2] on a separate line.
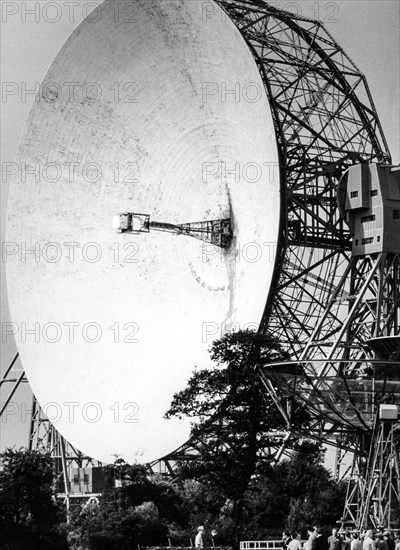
[6, 0, 280, 463]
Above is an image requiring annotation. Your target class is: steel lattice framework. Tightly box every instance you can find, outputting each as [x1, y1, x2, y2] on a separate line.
[152, 0, 393, 474]
[213, 0, 390, 356]
[215, 2, 399, 530]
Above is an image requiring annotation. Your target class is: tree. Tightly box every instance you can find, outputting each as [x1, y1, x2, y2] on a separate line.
[104, 458, 188, 525]
[165, 329, 294, 540]
[0, 448, 64, 549]
[69, 458, 185, 549]
[243, 444, 346, 536]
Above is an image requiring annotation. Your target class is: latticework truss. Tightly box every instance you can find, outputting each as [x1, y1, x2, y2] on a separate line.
[212, 0, 390, 357]
[29, 395, 103, 505]
[150, 0, 393, 474]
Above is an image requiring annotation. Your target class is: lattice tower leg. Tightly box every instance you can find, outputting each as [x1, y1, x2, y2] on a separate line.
[340, 450, 367, 531]
[359, 412, 400, 530]
[29, 396, 71, 500]
[340, 409, 400, 531]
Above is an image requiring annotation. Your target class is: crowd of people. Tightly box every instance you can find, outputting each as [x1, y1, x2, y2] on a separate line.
[192, 525, 400, 549]
[282, 527, 400, 550]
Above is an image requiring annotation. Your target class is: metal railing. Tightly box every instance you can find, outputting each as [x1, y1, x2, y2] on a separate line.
[241, 541, 283, 550]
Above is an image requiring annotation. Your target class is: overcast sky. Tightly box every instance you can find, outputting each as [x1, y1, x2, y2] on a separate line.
[1, 0, 399, 460]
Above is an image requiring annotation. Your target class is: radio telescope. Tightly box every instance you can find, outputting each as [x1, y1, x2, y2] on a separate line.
[3, 0, 399, 525]
[5, 0, 280, 464]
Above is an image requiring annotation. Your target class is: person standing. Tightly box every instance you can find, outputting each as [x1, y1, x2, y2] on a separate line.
[351, 532, 362, 550]
[307, 527, 318, 550]
[384, 532, 395, 550]
[283, 532, 293, 550]
[315, 527, 328, 550]
[288, 532, 303, 550]
[363, 530, 376, 550]
[211, 529, 222, 547]
[328, 529, 343, 550]
[377, 534, 388, 550]
[343, 532, 352, 550]
[195, 526, 205, 548]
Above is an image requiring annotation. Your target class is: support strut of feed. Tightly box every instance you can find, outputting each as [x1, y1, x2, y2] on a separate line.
[113, 212, 233, 249]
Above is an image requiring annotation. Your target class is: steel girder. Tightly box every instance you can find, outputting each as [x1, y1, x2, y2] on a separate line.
[0, 353, 26, 418]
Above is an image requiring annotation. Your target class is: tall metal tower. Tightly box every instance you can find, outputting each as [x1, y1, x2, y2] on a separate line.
[212, 1, 400, 528]
[260, 162, 400, 529]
